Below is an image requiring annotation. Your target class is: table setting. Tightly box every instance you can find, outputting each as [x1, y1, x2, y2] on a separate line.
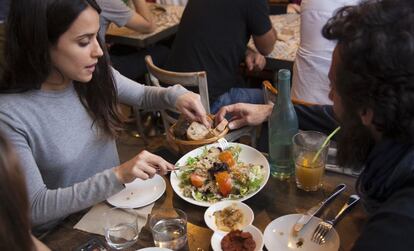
[42, 110, 365, 251]
[54, 134, 365, 251]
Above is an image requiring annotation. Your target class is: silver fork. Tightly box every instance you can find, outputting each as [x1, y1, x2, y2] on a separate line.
[311, 194, 360, 245]
[217, 137, 229, 150]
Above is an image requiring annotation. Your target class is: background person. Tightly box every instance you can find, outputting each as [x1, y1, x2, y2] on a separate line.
[97, 0, 169, 81]
[291, 0, 358, 105]
[165, 0, 277, 113]
[0, 0, 207, 233]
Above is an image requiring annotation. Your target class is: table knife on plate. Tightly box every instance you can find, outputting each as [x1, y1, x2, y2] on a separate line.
[292, 183, 346, 235]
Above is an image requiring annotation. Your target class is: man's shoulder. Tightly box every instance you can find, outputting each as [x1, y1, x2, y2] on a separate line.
[378, 177, 414, 218]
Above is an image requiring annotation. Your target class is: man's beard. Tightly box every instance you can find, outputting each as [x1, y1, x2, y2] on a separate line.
[336, 110, 376, 170]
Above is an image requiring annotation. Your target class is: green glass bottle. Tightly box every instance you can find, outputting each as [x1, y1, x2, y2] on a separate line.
[268, 69, 299, 179]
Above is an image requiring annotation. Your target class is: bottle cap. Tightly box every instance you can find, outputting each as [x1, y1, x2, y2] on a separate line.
[278, 69, 291, 80]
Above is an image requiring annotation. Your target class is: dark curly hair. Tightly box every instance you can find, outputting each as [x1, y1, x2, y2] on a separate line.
[323, 0, 414, 142]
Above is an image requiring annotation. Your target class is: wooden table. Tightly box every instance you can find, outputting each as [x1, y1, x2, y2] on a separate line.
[42, 169, 366, 251]
[105, 4, 184, 48]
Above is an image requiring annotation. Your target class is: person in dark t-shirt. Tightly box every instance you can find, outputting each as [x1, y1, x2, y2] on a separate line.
[165, 0, 276, 113]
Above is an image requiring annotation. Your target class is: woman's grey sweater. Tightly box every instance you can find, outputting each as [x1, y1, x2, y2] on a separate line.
[0, 69, 187, 231]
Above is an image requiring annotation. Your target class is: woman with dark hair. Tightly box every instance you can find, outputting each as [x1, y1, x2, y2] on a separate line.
[0, 0, 207, 233]
[0, 130, 50, 251]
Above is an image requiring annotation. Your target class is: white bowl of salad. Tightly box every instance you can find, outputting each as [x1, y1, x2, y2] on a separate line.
[170, 142, 270, 207]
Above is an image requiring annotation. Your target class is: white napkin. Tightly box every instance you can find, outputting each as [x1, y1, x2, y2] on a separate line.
[74, 202, 154, 236]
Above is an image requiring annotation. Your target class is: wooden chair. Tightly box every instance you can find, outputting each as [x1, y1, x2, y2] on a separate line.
[145, 55, 257, 148]
[262, 80, 317, 106]
[145, 55, 210, 131]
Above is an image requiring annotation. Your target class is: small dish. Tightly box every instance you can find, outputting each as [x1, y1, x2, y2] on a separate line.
[211, 225, 264, 251]
[264, 214, 340, 251]
[107, 174, 166, 208]
[204, 201, 254, 234]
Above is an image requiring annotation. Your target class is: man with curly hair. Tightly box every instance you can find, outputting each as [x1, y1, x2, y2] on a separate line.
[216, 0, 414, 249]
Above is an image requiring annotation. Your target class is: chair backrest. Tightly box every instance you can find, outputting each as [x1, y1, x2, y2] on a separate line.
[145, 55, 210, 113]
[262, 80, 317, 106]
[145, 55, 211, 132]
[145, 55, 258, 149]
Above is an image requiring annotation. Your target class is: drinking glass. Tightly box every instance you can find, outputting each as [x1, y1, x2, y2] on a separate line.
[149, 208, 187, 250]
[103, 207, 139, 250]
[293, 131, 330, 191]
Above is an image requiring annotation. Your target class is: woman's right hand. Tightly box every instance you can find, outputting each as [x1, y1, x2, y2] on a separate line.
[113, 150, 175, 184]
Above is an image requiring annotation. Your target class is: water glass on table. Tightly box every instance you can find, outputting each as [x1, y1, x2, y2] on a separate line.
[293, 131, 330, 191]
[149, 208, 187, 250]
[103, 207, 139, 250]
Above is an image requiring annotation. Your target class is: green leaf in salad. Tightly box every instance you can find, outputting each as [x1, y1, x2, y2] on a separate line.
[201, 146, 209, 158]
[228, 145, 242, 161]
[248, 177, 263, 192]
[186, 156, 197, 165]
[192, 190, 205, 201]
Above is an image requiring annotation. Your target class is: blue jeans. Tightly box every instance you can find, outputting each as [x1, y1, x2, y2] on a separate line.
[210, 88, 264, 114]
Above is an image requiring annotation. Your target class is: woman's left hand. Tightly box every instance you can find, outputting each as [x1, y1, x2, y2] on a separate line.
[175, 92, 210, 127]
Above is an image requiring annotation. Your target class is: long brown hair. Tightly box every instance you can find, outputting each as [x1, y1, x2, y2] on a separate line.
[0, 131, 35, 250]
[1, 0, 124, 137]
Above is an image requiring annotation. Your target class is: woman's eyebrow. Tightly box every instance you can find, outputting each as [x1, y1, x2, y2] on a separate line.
[76, 33, 95, 39]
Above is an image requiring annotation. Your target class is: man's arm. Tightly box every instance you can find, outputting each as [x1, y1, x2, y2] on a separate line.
[247, 0, 277, 55]
[252, 28, 277, 55]
[125, 0, 155, 33]
[215, 103, 338, 133]
[295, 105, 338, 136]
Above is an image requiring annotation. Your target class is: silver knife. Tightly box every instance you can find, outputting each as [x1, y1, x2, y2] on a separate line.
[292, 183, 346, 235]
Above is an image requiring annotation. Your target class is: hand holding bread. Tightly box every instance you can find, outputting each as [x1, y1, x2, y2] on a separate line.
[173, 114, 228, 141]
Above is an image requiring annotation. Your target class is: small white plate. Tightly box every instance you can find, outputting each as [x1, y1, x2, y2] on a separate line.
[264, 214, 340, 251]
[211, 225, 264, 251]
[136, 248, 172, 251]
[107, 175, 166, 208]
[204, 201, 254, 234]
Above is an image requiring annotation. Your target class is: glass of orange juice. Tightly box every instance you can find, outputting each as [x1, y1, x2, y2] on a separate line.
[293, 131, 330, 191]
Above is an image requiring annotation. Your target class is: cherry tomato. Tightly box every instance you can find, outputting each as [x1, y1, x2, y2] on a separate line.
[215, 171, 232, 197]
[190, 174, 205, 188]
[218, 151, 236, 167]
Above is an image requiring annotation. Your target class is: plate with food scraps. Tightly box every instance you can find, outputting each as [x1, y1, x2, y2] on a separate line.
[264, 214, 340, 251]
[107, 174, 166, 208]
[211, 225, 264, 251]
[204, 201, 254, 234]
[170, 142, 270, 207]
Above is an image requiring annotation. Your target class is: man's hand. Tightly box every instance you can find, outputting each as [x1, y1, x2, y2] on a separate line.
[175, 92, 210, 127]
[215, 103, 273, 130]
[245, 49, 267, 72]
[113, 150, 175, 184]
[287, 4, 301, 14]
